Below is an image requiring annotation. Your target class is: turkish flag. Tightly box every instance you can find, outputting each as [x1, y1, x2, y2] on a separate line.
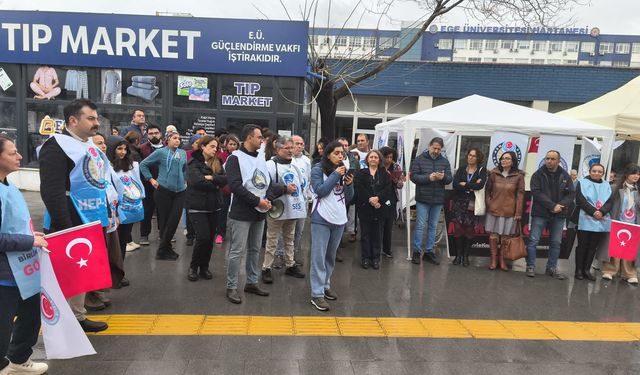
[608, 220, 640, 261]
[45, 221, 111, 298]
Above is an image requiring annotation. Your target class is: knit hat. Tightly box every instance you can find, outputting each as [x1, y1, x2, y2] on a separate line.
[189, 134, 203, 146]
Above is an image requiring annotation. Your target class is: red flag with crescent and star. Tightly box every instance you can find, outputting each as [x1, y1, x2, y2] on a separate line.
[608, 220, 640, 261]
[45, 221, 111, 298]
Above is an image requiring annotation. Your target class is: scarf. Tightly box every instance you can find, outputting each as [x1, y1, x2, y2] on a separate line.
[623, 182, 636, 211]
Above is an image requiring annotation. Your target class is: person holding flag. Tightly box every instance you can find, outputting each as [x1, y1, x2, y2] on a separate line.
[39, 98, 110, 333]
[0, 135, 49, 374]
[601, 164, 640, 284]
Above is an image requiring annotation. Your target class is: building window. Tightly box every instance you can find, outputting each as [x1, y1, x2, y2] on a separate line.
[335, 36, 348, 47]
[547, 59, 561, 64]
[468, 57, 481, 63]
[319, 36, 331, 46]
[469, 39, 482, 50]
[549, 42, 562, 52]
[485, 40, 498, 50]
[599, 60, 612, 66]
[482, 57, 497, 63]
[452, 57, 466, 62]
[532, 41, 546, 52]
[501, 40, 514, 50]
[580, 42, 595, 53]
[565, 41, 579, 52]
[633, 43, 640, 54]
[436, 56, 452, 62]
[363, 37, 376, 48]
[613, 60, 629, 67]
[350, 37, 362, 48]
[615, 43, 631, 54]
[514, 58, 529, 64]
[453, 39, 468, 50]
[517, 40, 530, 50]
[379, 37, 398, 49]
[438, 39, 453, 50]
[498, 58, 514, 63]
[563, 59, 578, 65]
[531, 58, 545, 64]
[599, 42, 613, 54]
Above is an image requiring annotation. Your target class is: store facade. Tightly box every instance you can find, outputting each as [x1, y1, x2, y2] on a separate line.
[0, 11, 308, 188]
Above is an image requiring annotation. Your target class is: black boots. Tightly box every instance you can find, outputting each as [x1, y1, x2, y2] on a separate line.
[452, 237, 463, 265]
[462, 237, 471, 267]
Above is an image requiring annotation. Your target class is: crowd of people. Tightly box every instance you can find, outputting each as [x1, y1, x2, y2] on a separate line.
[1, 98, 639, 374]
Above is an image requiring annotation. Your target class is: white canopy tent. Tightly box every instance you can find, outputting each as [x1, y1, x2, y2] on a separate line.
[557, 75, 640, 140]
[374, 94, 617, 259]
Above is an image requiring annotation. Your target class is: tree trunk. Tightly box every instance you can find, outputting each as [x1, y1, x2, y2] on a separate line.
[315, 80, 337, 141]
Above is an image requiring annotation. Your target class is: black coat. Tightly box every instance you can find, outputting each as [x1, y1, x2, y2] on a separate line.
[530, 165, 575, 218]
[186, 150, 227, 212]
[354, 168, 393, 220]
[409, 151, 452, 205]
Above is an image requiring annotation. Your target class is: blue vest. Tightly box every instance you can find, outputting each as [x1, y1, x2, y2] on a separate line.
[112, 162, 145, 224]
[44, 134, 110, 228]
[2, 182, 40, 299]
[578, 178, 612, 232]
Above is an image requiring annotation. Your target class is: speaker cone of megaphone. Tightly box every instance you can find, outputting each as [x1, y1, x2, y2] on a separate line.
[268, 200, 285, 219]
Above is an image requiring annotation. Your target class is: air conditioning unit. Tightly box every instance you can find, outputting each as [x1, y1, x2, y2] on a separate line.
[513, 48, 518, 52]
[599, 52, 605, 56]
[589, 52, 596, 56]
[434, 43, 439, 48]
[563, 52, 567, 56]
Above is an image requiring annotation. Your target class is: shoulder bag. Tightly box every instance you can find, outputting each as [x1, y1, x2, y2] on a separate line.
[501, 222, 527, 261]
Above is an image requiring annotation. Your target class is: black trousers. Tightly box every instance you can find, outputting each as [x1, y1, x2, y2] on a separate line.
[360, 217, 382, 262]
[0, 286, 40, 369]
[381, 214, 394, 255]
[575, 230, 606, 272]
[140, 183, 157, 237]
[185, 211, 195, 240]
[118, 223, 134, 261]
[216, 194, 230, 238]
[189, 212, 218, 271]
[154, 188, 186, 254]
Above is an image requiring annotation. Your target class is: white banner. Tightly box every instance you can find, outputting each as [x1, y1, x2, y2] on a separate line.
[40, 251, 96, 359]
[578, 138, 601, 178]
[417, 128, 458, 163]
[488, 131, 529, 170]
[535, 134, 576, 172]
[374, 127, 389, 150]
[397, 130, 405, 171]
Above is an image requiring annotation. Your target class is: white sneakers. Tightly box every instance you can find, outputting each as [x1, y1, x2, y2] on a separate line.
[602, 274, 613, 280]
[0, 360, 48, 375]
[125, 242, 141, 252]
[627, 277, 638, 284]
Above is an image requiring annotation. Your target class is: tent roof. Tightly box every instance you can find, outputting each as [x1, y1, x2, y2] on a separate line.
[377, 94, 614, 138]
[557, 75, 640, 139]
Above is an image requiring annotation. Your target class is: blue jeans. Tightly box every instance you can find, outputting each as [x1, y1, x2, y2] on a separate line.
[413, 202, 443, 254]
[526, 216, 564, 269]
[226, 218, 265, 289]
[310, 222, 344, 298]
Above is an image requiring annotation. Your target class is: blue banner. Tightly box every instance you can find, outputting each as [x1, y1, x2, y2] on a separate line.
[0, 11, 308, 77]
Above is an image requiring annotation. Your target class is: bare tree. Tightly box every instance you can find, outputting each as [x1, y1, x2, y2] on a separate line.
[295, 0, 590, 140]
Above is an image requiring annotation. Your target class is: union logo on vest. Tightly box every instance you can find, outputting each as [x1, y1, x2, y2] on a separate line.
[82, 147, 107, 189]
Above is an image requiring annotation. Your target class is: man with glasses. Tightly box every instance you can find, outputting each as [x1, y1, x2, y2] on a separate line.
[138, 124, 164, 245]
[526, 150, 575, 279]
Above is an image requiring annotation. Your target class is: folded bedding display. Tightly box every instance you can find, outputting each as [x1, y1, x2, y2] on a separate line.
[126, 76, 159, 101]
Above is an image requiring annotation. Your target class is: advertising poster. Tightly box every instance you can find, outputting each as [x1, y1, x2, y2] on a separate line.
[177, 75, 208, 97]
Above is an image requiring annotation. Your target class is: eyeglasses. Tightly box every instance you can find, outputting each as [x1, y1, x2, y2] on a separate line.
[500, 157, 512, 161]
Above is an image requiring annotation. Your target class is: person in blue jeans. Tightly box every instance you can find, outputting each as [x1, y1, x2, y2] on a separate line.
[526, 150, 575, 279]
[409, 137, 452, 265]
[309, 141, 354, 311]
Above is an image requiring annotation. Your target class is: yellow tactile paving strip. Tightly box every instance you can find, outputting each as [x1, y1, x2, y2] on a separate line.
[86, 315, 640, 341]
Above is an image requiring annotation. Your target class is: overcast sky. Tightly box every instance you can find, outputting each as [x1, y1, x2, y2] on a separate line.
[2, 0, 640, 35]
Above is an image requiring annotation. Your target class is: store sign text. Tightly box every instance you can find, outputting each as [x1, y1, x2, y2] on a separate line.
[222, 82, 273, 107]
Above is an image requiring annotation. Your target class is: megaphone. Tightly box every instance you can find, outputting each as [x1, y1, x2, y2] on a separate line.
[268, 200, 285, 219]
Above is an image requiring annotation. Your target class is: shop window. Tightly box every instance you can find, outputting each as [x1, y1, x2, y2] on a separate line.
[0, 64, 19, 98]
[120, 70, 163, 106]
[387, 97, 417, 115]
[356, 117, 382, 131]
[171, 111, 216, 143]
[276, 77, 299, 114]
[220, 75, 274, 112]
[335, 116, 354, 141]
[276, 117, 295, 136]
[220, 117, 270, 138]
[357, 96, 386, 115]
[173, 74, 217, 109]
[0, 102, 17, 140]
[26, 102, 64, 166]
[99, 107, 162, 139]
[27, 65, 96, 101]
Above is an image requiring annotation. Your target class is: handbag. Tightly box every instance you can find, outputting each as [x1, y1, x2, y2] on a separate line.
[473, 167, 486, 216]
[501, 223, 527, 261]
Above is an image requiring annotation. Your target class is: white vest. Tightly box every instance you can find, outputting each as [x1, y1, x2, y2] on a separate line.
[312, 173, 348, 225]
[267, 159, 307, 220]
[232, 149, 271, 213]
[291, 154, 311, 198]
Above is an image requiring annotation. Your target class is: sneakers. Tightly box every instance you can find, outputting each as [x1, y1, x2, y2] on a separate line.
[311, 297, 330, 311]
[215, 235, 224, 244]
[3, 359, 48, 375]
[526, 266, 535, 277]
[545, 268, 567, 280]
[126, 242, 140, 252]
[226, 288, 241, 304]
[382, 251, 393, 258]
[423, 251, 440, 265]
[411, 252, 421, 265]
[602, 273, 613, 281]
[324, 288, 338, 300]
[285, 265, 305, 278]
[627, 277, 638, 284]
[261, 269, 273, 284]
[139, 236, 150, 245]
[244, 283, 269, 296]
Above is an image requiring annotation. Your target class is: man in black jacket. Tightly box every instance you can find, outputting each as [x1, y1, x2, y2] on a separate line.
[224, 124, 285, 304]
[39, 99, 109, 332]
[525, 150, 575, 279]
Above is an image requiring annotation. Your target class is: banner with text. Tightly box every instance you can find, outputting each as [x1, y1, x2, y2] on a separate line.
[488, 131, 529, 170]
